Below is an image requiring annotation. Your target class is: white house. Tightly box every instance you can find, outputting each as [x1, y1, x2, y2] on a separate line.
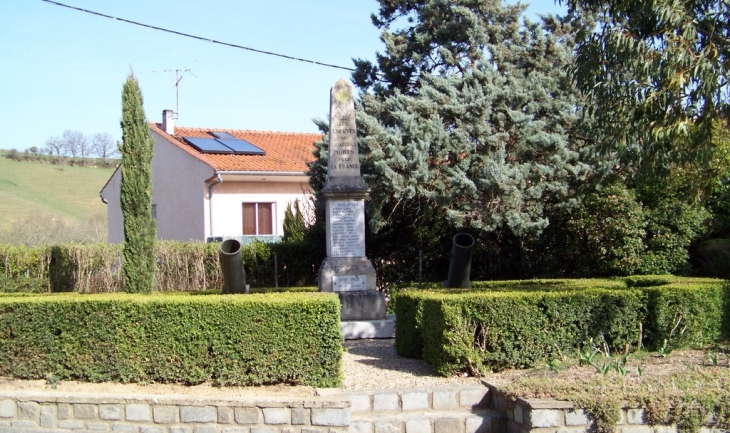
[100, 110, 320, 243]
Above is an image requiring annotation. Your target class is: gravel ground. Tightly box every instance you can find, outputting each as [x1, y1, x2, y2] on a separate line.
[342, 339, 482, 390]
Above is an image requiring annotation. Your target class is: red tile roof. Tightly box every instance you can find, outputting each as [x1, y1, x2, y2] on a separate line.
[150, 123, 321, 172]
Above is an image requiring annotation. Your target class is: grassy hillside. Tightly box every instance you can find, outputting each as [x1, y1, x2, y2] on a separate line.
[0, 155, 116, 234]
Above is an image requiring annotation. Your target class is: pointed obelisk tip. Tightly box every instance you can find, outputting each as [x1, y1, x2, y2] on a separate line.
[332, 79, 352, 103]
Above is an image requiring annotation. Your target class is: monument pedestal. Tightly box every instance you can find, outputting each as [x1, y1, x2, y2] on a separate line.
[318, 241, 386, 321]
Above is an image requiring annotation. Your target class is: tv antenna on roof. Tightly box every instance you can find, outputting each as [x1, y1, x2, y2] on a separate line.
[141, 63, 197, 119]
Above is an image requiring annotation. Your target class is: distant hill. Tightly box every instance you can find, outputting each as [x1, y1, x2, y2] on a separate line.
[0, 152, 116, 235]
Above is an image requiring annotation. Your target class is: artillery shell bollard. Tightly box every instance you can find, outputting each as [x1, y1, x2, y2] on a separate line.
[219, 239, 248, 294]
[444, 233, 475, 288]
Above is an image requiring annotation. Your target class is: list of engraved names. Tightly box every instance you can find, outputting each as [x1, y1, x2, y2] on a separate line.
[330, 200, 365, 257]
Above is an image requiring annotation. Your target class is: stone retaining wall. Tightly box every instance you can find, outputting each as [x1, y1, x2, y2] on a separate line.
[0, 392, 349, 433]
[488, 385, 723, 433]
[317, 385, 502, 433]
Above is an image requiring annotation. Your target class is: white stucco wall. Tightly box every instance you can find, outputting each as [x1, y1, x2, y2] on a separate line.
[151, 132, 215, 241]
[210, 181, 312, 237]
[100, 167, 123, 243]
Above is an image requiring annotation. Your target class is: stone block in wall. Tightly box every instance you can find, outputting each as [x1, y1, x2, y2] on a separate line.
[513, 405, 524, 424]
[126, 403, 151, 422]
[373, 392, 399, 412]
[374, 420, 401, 433]
[626, 409, 645, 425]
[466, 415, 491, 433]
[405, 417, 430, 433]
[460, 387, 489, 408]
[153, 405, 178, 424]
[234, 407, 260, 424]
[193, 426, 219, 433]
[434, 417, 462, 433]
[433, 388, 459, 410]
[217, 407, 233, 424]
[311, 407, 350, 427]
[528, 409, 561, 428]
[251, 428, 277, 433]
[220, 428, 246, 433]
[0, 401, 15, 419]
[12, 420, 38, 428]
[73, 403, 97, 419]
[140, 426, 166, 433]
[18, 401, 40, 420]
[87, 421, 112, 431]
[100, 405, 123, 421]
[263, 407, 290, 424]
[111, 423, 138, 432]
[180, 406, 216, 423]
[565, 409, 589, 426]
[401, 391, 429, 411]
[171, 427, 193, 433]
[40, 404, 55, 428]
[348, 394, 371, 413]
[59, 419, 85, 429]
[291, 406, 306, 425]
[57, 403, 72, 419]
[350, 420, 374, 433]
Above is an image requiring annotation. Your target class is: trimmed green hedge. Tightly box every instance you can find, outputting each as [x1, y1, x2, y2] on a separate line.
[0, 292, 342, 387]
[395, 276, 730, 375]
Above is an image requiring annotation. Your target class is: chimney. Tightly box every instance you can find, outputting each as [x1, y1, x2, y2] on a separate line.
[162, 109, 175, 135]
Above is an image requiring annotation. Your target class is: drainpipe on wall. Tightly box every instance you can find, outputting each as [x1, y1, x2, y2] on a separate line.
[208, 173, 223, 237]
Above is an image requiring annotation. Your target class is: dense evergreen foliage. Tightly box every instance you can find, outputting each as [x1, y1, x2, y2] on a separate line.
[304, 0, 726, 283]
[119, 74, 156, 294]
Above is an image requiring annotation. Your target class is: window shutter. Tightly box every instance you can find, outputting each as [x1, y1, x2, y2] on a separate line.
[258, 203, 273, 235]
[242, 203, 256, 235]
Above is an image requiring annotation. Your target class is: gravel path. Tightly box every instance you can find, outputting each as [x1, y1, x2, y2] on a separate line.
[342, 339, 482, 390]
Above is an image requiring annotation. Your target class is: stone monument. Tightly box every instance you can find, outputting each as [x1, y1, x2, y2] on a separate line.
[318, 79, 386, 321]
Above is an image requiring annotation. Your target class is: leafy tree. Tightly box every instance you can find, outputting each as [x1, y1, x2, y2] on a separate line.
[62, 130, 85, 159]
[91, 132, 118, 159]
[119, 73, 156, 294]
[44, 136, 65, 157]
[564, 0, 730, 188]
[313, 1, 593, 237]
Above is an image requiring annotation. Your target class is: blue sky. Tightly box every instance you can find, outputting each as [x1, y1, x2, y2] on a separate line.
[1, 0, 565, 152]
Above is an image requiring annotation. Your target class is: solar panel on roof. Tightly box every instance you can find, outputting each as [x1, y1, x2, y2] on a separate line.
[211, 131, 237, 140]
[215, 138, 266, 156]
[183, 137, 234, 154]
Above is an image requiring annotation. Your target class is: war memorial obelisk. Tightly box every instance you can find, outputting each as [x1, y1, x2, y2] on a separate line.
[318, 79, 386, 321]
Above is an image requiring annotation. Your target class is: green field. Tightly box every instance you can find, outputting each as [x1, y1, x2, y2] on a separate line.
[0, 155, 116, 233]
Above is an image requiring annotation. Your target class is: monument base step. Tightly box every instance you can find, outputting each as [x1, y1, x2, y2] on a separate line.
[341, 314, 395, 340]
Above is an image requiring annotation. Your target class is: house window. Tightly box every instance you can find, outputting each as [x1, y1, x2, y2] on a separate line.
[242, 203, 274, 235]
[151, 204, 157, 219]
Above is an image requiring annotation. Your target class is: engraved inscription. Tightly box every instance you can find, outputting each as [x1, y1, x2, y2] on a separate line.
[332, 275, 367, 292]
[330, 200, 365, 257]
[328, 79, 361, 176]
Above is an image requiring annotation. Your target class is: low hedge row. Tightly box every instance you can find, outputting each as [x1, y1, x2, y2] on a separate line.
[394, 276, 730, 375]
[0, 292, 342, 387]
[0, 240, 320, 293]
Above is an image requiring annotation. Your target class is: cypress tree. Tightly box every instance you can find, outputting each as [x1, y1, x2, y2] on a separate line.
[282, 200, 306, 242]
[119, 73, 156, 293]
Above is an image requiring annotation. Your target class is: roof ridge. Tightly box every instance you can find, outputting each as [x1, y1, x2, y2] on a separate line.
[150, 123, 322, 136]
